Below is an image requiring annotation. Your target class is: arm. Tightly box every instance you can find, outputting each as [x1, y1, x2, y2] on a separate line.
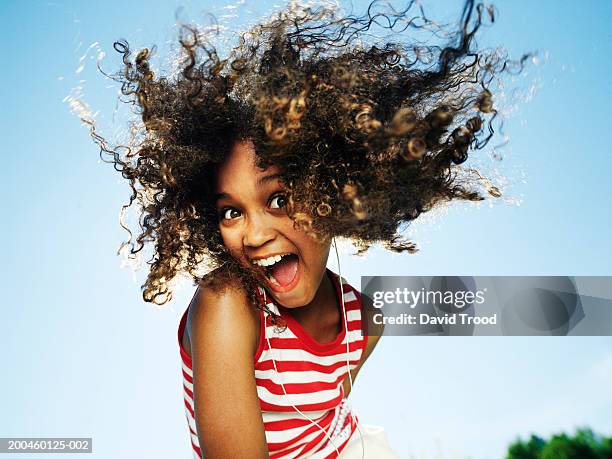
[342, 292, 385, 398]
[188, 282, 269, 459]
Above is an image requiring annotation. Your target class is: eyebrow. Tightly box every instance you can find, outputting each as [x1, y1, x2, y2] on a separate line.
[257, 172, 284, 186]
[214, 173, 284, 202]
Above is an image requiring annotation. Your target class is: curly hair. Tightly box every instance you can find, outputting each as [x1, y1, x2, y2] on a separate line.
[89, 0, 529, 307]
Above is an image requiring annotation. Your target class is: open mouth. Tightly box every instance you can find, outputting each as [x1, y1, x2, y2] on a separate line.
[254, 253, 300, 292]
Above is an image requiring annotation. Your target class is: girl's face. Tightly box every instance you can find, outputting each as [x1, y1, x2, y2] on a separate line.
[214, 139, 331, 308]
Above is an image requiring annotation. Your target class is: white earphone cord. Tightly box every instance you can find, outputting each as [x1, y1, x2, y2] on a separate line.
[262, 237, 364, 459]
[333, 238, 365, 459]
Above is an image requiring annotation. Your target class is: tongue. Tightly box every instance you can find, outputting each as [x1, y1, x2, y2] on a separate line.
[270, 254, 299, 286]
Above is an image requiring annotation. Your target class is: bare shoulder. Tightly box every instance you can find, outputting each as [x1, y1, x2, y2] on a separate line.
[186, 268, 269, 457]
[340, 287, 385, 397]
[358, 290, 385, 359]
[185, 267, 260, 358]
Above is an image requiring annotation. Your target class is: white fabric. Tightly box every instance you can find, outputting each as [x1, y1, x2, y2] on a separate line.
[339, 424, 400, 459]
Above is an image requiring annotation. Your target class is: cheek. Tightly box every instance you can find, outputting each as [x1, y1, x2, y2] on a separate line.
[291, 230, 330, 261]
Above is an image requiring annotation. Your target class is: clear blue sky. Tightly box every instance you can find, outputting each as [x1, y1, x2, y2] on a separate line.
[1, 0, 611, 458]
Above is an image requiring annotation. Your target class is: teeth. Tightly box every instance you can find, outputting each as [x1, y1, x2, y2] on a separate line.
[252, 253, 290, 267]
[267, 274, 281, 286]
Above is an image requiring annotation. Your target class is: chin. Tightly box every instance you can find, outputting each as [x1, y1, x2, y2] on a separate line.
[269, 278, 316, 309]
[271, 287, 310, 309]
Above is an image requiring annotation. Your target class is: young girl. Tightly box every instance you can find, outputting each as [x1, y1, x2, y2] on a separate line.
[91, 0, 522, 456]
[177, 138, 394, 458]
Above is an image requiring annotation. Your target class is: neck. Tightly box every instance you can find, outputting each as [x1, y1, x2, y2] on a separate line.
[288, 270, 337, 327]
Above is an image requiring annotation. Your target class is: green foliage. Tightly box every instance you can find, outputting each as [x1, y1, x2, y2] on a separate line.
[506, 435, 545, 459]
[506, 428, 612, 459]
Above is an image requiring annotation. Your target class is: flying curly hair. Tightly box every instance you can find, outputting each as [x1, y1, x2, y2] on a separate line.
[89, 0, 529, 307]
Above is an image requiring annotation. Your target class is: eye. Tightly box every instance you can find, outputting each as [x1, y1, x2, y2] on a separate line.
[220, 207, 241, 221]
[270, 193, 287, 209]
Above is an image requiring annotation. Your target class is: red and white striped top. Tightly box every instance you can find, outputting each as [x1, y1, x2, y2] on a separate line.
[178, 268, 368, 458]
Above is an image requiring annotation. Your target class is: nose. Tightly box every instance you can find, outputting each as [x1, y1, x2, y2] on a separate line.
[243, 211, 276, 248]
